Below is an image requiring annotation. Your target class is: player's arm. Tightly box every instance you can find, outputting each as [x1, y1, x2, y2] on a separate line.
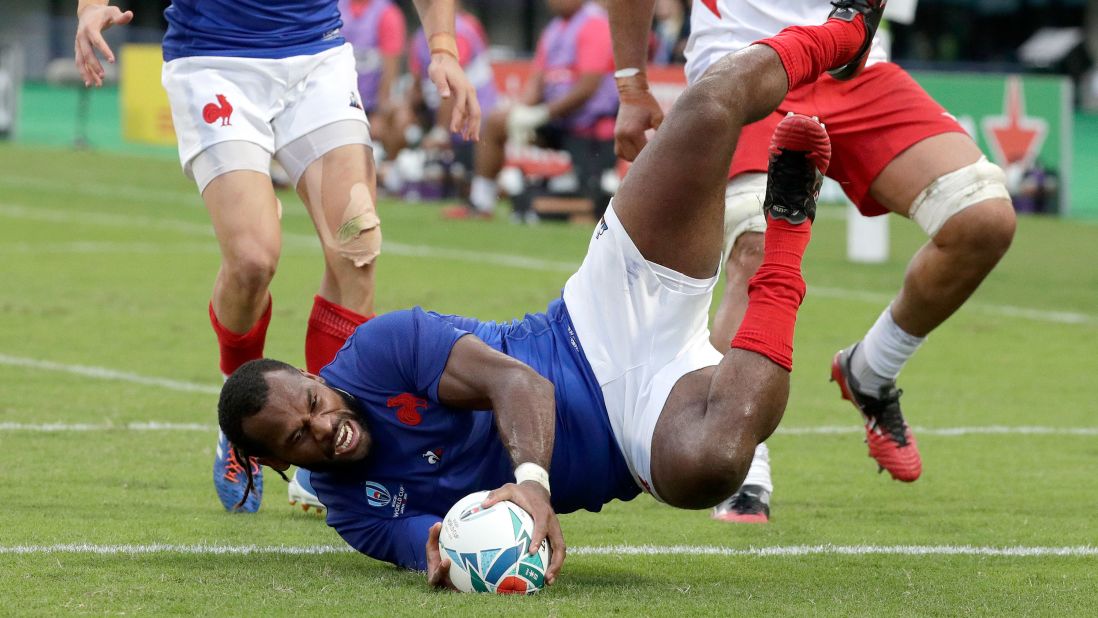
[412, 0, 482, 140]
[74, 0, 133, 87]
[606, 0, 664, 161]
[436, 335, 566, 586]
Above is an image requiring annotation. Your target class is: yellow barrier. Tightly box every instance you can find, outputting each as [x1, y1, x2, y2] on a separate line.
[120, 44, 175, 146]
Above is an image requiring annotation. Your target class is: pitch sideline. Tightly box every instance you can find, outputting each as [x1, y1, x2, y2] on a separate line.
[1, 543, 1095, 557]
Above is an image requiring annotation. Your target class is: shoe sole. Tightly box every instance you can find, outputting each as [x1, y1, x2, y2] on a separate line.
[711, 512, 769, 524]
[830, 349, 922, 483]
[288, 498, 326, 515]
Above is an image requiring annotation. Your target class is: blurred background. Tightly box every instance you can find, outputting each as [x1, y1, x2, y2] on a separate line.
[1, 0, 1096, 219]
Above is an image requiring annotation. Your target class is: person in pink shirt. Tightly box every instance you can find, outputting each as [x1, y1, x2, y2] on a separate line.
[341, 0, 408, 158]
[447, 0, 618, 220]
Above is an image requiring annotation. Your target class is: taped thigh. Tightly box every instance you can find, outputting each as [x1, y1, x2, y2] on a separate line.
[274, 119, 372, 188]
[908, 156, 1010, 237]
[303, 180, 381, 267]
[722, 173, 767, 262]
[190, 140, 272, 194]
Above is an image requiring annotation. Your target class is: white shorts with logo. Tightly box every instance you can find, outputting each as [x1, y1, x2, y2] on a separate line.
[563, 203, 723, 501]
[161, 43, 370, 178]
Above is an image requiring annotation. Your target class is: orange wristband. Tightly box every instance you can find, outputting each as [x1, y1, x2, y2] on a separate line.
[429, 32, 459, 60]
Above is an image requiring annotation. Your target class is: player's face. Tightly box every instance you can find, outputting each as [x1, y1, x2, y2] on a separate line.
[243, 370, 372, 470]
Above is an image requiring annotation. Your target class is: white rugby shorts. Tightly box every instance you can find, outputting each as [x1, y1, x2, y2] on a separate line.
[563, 202, 723, 501]
[161, 44, 370, 179]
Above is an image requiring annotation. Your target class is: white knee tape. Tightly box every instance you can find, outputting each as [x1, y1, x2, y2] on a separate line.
[190, 140, 272, 194]
[275, 120, 372, 188]
[722, 173, 767, 261]
[908, 156, 1010, 238]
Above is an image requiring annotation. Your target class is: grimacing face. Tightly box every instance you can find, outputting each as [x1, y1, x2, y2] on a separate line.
[242, 370, 372, 470]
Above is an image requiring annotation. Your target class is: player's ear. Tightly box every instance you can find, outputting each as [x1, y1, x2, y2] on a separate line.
[299, 369, 326, 384]
[257, 456, 291, 472]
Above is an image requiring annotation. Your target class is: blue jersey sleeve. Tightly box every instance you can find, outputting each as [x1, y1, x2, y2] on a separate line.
[331, 512, 441, 571]
[333, 308, 471, 401]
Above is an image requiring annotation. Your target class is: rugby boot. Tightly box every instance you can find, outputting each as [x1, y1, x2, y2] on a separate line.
[827, 0, 888, 80]
[831, 344, 922, 482]
[288, 467, 326, 515]
[764, 113, 831, 224]
[214, 430, 263, 512]
[711, 485, 771, 524]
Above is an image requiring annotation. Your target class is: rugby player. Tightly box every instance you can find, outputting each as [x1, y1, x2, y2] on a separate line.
[608, 0, 1016, 521]
[216, 11, 874, 585]
[74, 0, 481, 512]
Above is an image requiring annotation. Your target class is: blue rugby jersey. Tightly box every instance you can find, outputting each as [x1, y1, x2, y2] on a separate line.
[310, 300, 640, 570]
[162, 0, 344, 61]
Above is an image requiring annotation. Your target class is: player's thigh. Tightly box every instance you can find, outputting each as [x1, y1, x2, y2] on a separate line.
[868, 133, 986, 218]
[202, 170, 282, 271]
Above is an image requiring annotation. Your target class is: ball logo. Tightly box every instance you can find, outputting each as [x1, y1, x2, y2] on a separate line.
[364, 481, 391, 507]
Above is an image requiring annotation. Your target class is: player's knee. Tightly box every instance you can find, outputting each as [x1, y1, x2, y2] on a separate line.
[671, 443, 753, 509]
[912, 157, 1014, 259]
[224, 248, 278, 294]
[727, 232, 765, 281]
[324, 182, 382, 268]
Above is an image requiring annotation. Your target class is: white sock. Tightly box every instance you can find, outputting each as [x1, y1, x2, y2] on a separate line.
[852, 305, 925, 392]
[741, 442, 772, 493]
[469, 176, 498, 213]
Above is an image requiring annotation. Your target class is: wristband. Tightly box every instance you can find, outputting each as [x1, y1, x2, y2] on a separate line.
[429, 32, 459, 60]
[514, 462, 550, 494]
[614, 67, 643, 79]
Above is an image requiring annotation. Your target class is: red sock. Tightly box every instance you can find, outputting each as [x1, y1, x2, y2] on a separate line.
[209, 296, 272, 376]
[305, 295, 373, 374]
[755, 16, 866, 90]
[730, 218, 812, 371]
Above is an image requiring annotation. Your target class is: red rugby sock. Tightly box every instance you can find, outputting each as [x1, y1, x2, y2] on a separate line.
[210, 296, 272, 376]
[754, 16, 866, 90]
[305, 295, 373, 374]
[730, 218, 812, 371]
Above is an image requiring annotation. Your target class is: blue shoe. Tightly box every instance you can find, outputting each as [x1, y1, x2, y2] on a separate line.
[288, 468, 325, 514]
[214, 430, 262, 512]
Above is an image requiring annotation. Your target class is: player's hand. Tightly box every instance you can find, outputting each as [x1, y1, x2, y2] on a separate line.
[425, 522, 458, 590]
[482, 481, 566, 586]
[614, 78, 664, 161]
[74, 4, 134, 88]
[428, 53, 482, 142]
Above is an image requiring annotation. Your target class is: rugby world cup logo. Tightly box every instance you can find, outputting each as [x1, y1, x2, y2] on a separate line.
[364, 481, 391, 507]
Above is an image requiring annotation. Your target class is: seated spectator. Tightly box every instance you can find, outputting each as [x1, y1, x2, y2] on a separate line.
[651, 0, 689, 65]
[446, 0, 618, 220]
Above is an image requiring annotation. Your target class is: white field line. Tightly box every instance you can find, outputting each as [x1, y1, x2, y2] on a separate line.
[0, 354, 219, 395]
[1, 543, 1095, 557]
[1, 419, 1095, 437]
[1, 202, 1095, 326]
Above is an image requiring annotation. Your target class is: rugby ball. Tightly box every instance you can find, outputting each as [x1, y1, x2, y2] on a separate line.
[438, 490, 551, 594]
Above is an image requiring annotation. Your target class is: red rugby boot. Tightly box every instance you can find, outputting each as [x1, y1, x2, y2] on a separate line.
[831, 344, 922, 482]
[827, 0, 888, 81]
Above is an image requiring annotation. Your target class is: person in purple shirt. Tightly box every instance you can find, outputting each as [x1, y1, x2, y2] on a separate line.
[215, 7, 881, 587]
[444, 0, 619, 220]
[74, 0, 481, 514]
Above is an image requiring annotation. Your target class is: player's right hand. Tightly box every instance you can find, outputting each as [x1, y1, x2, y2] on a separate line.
[74, 4, 134, 88]
[482, 481, 566, 586]
[614, 86, 664, 162]
[425, 522, 458, 590]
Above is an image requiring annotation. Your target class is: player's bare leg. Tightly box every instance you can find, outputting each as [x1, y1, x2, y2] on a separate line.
[204, 169, 283, 512]
[832, 132, 1015, 482]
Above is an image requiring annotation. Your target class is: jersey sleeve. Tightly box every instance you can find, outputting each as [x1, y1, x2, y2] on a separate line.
[332, 510, 441, 571]
[336, 309, 471, 401]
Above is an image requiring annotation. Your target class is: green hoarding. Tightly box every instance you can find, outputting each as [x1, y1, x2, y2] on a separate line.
[912, 71, 1073, 216]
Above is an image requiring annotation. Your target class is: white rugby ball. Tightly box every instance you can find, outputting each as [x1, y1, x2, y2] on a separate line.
[438, 490, 551, 594]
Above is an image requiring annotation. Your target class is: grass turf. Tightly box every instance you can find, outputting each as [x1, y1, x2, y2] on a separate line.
[1, 143, 1096, 616]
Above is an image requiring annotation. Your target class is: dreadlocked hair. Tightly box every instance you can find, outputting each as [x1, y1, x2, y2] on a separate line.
[218, 358, 297, 510]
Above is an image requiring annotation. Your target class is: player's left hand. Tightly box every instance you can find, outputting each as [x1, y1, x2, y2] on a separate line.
[482, 481, 566, 586]
[425, 522, 458, 590]
[428, 53, 482, 142]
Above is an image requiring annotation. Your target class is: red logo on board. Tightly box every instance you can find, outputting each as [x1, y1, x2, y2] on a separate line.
[202, 94, 234, 126]
[387, 393, 428, 426]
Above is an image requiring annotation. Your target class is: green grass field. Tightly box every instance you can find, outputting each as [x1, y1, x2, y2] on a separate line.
[2, 142, 1097, 616]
